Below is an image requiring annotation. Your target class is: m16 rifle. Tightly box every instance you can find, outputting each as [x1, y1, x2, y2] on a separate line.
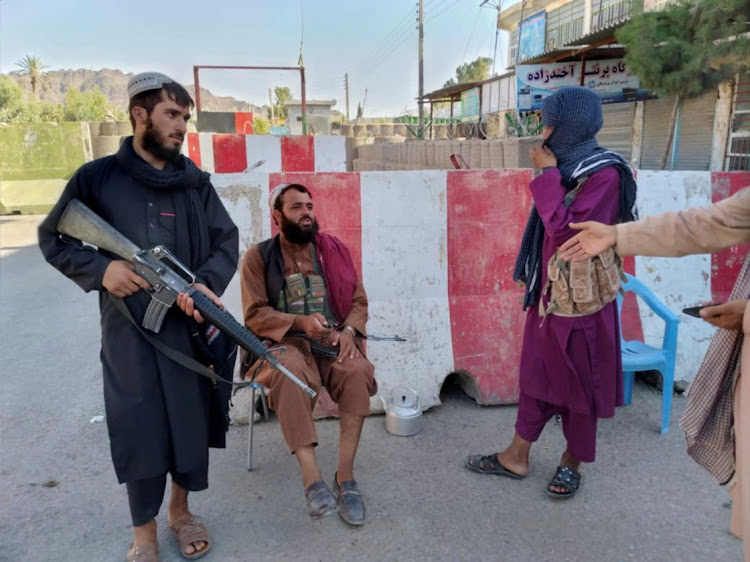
[57, 198, 316, 398]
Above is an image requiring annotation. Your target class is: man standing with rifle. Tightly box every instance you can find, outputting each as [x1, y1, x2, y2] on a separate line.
[38, 72, 238, 561]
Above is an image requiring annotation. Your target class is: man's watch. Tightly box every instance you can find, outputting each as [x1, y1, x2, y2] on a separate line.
[343, 325, 357, 336]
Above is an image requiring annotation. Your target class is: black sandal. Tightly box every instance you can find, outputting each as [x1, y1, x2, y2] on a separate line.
[465, 454, 526, 480]
[546, 465, 581, 499]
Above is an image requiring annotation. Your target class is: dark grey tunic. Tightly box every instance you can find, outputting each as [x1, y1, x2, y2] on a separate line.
[38, 139, 239, 484]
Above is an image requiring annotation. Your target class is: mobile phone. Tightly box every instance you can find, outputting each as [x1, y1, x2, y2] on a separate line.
[682, 303, 724, 318]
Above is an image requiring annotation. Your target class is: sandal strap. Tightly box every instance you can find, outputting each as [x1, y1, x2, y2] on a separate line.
[470, 454, 498, 471]
[549, 466, 581, 491]
[127, 542, 159, 562]
[171, 516, 210, 545]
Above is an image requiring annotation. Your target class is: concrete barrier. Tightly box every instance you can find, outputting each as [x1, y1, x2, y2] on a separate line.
[211, 169, 750, 420]
[183, 133, 347, 174]
[631, 171, 750, 383]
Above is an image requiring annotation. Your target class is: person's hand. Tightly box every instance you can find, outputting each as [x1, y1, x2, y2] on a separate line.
[329, 327, 361, 363]
[558, 221, 618, 261]
[528, 144, 557, 169]
[301, 313, 333, 339]
[700, 300, 747, 331]
[102, 260, 151, 297]
[176, 283, 223, 323]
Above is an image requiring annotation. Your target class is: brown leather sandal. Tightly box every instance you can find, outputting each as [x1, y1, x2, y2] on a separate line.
[126, 541, 159, 562]
[169, 516, 212, 560]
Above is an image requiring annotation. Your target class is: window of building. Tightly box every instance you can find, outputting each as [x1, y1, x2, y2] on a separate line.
[726, 73, 750, 171]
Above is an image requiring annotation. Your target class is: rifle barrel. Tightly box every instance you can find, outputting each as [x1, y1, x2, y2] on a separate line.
[188, 290, 316, 397]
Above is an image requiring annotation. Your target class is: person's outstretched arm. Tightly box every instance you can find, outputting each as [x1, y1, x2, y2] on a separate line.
[560, 187, 750, 260]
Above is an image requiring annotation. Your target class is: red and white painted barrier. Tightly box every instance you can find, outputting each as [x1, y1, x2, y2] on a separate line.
[182, 134, 347, 174]
[212, 169, 750, 413]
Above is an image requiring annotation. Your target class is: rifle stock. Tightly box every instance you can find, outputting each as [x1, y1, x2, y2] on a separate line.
[56, 198, 316, 398]
[58, 199, 141, 260]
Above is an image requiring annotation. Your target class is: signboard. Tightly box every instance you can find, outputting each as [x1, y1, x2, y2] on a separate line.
[518, 11, 547, 62]
[516, 58, 658, 111]
[461, 87, 480, 119]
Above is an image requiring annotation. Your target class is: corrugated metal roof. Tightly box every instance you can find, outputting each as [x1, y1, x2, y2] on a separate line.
[511, 19, 628, 66]
[417, 82, 481, 102]
[565, 18, 631, 46]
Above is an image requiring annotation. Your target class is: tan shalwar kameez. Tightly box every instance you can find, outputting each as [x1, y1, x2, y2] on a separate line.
[615, 187, 750, 559]
[240, 236, 377, 454]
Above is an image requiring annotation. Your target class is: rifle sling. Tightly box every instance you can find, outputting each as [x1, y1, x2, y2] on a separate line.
[111, 295, 250, 388]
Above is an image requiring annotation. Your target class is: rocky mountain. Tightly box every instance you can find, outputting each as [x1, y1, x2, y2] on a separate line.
[6, 68, 264, 113]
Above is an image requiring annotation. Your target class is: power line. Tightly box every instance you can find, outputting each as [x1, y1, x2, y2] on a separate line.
[425, 0, 463, 25]
[358, 8, 418, 76]
[475, 8, 497, 61]
[359, 0, 464, 78]
[462, 8, 484, 61]
[360, 6, 414, 64]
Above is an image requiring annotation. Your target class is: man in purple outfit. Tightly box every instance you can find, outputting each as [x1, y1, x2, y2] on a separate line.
[466, 86, 638, 499]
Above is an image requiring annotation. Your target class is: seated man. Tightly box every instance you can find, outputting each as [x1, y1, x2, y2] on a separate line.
[240, 182, 377, 526]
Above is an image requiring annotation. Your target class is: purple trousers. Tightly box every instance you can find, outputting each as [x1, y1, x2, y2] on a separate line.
[515, 393, 598, 462]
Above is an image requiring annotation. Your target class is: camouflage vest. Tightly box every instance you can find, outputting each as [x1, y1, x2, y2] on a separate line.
[540, 176, 625, 318]
[275, 244, 337, 326]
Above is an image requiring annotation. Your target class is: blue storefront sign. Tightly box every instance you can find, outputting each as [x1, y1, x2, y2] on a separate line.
[461, 87, 480, 119]
[518, 11, 547, 62]
[516, 59, 658, 111]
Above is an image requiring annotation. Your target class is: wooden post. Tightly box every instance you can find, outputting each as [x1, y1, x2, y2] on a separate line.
[710, 80, 734, 171]
[630, 101, 645, 169]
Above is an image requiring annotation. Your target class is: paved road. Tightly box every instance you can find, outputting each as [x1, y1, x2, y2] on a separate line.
[0, 215, 742, 561]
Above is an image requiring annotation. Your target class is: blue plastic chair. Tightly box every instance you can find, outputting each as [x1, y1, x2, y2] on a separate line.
[616, 273, 680, 434]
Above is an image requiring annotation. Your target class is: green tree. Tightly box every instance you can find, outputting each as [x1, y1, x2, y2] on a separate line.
[274, 86, 293, 119]
[62, 87, 111, 122]
[253, 115, 270, 135]
[443, 56, 493, 88]
[617, 0, 749, 169]
[0, 76, 62, 123]
[0, 75, 25, 121]
[15, 55, 49, 98]
[36, 101, 64, 122]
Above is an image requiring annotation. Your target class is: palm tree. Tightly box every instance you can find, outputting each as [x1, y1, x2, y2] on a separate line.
[15, 55, 49, 98]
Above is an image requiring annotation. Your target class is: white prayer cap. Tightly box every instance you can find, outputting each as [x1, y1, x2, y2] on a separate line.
[127, 72, 175, 99]
[269, 184, 290, 210]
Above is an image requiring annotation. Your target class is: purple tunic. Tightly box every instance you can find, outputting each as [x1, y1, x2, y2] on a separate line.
[519, 166, 624, 418]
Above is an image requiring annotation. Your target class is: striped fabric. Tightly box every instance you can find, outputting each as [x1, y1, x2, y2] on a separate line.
[680, 254, 750, 484]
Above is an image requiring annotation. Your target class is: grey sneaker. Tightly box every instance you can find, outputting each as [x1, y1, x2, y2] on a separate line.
[333, 472, 365, 526]
[304, 480, 338, 518]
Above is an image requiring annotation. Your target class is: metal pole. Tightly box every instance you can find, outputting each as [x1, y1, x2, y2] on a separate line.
[345, 73, 350, 122]
[300, 66, 308, 135]
[418, 0, 424, 137]
[193, 66, 201, 112]
[429, 102, 434, 139]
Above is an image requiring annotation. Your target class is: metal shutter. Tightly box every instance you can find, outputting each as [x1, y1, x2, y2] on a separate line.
[640, 97, 673, 169]
[673, 91, 716, 171]
[640, 91, 716, 170]
[597, 102, 635, 162]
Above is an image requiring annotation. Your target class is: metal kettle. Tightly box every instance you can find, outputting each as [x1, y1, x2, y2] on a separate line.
[381, 386, 422, 437]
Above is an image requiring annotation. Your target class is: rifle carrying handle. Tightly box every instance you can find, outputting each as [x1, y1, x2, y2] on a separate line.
[187, 289, 316, 397]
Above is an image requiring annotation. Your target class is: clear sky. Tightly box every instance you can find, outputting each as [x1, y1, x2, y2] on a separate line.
[0, 0, 514, 117]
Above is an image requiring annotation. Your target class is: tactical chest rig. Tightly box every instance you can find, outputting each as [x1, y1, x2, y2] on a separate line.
[540, 177, 625, 318]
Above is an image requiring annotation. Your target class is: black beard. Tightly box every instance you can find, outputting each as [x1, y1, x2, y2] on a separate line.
[280, 213, 319, 245]
[142, 118, 182, 163]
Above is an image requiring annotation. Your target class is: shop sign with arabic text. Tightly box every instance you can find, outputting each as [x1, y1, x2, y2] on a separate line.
[516, 58, 657, 111]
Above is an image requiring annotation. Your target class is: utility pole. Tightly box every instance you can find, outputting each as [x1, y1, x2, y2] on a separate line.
[345, 73, 350, 122]
[418, 0, 424, 136]
[269, 88, 275, 122]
